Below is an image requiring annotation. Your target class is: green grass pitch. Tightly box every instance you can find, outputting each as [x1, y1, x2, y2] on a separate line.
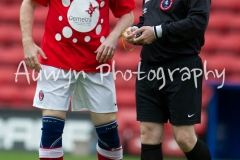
[0, 151, 229, 160]
[0, 151, 187, 160]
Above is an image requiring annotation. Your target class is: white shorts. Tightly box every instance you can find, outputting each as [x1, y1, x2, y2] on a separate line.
[33, 65, 118, 113]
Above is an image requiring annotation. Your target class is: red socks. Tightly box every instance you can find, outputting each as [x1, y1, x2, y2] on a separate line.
[98, 153, 117, 160]
[40, 156, 63, 160]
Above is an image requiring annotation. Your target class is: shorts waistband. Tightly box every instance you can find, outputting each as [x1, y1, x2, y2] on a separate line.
[140, 55, 199, 67]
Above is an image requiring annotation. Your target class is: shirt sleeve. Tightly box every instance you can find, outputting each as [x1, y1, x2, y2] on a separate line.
[161, 0, 211, 42]
[110, 0, 136, 18]
[135, 15, 144, 28]
[32, 0, 48, 7]
[134, 0, 145, 28]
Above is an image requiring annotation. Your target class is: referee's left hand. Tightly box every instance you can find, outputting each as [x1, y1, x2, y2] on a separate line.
[132, 26, 155, 44]
[123, 27, 138, 45]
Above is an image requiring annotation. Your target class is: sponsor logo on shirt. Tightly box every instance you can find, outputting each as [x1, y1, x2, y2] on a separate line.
[53, 0, 107, 44]
[86, 3, 97, 17]
[68, 0, 100, 32]
[68, 16, 92, 24]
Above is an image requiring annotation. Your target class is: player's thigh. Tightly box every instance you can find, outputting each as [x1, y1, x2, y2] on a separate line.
[42, 109, 67, 120]
[72, 72, 117, 113]
[140, 122, 164, 144]
[90, 112, 116, 126]
[33, 65, 77, 113]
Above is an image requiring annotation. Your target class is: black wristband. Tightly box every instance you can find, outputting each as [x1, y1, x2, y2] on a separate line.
[153, 26, 158, 39]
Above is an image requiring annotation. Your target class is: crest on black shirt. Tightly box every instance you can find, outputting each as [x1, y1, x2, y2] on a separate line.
[160, 0, 173, 11]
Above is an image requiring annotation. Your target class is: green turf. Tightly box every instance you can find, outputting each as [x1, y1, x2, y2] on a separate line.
[0, 151, 186, 160]
[0, 151, 230, 160]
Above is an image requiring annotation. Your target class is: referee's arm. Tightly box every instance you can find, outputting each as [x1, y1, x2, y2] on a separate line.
[161, 0, 211, 42]
[135, 15, 145, 29]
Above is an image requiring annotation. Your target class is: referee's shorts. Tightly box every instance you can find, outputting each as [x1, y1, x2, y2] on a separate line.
[136, 55, 202, 125]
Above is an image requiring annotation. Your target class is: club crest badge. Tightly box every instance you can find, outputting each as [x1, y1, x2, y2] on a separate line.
[39, 90, 44, 101]
[160, 0, 173, 11]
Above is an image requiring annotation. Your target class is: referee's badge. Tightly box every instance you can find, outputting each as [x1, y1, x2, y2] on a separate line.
[160, 0, 173, 11]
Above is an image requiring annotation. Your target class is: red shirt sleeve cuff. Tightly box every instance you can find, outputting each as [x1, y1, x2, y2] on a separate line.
[32, 0, 48, 7]
[113, 5, 136, 18]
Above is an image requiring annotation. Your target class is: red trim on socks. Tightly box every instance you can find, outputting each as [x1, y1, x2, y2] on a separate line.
[40, 156, 63, 160]
[97, 152, 114, 160]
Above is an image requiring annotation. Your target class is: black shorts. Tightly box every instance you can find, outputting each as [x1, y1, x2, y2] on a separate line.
[136, 55, 202, 125]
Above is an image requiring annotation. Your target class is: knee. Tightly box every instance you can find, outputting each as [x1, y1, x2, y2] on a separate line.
[140, 122, 163, 145]
[175, 132, 189, 148]
[95, 121, 122, 159]
[174, 130, 197, 152]
[41, 116, 65, 148]
[140, 124, 153, 137]
[96, 120, 121, 149]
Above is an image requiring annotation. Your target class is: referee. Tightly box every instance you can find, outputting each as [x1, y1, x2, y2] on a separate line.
[123, 0, 212, 160]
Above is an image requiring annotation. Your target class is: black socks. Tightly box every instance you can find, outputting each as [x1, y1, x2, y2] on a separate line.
[141, 143, 163, 160]
[185, 139, 212, 160]
[141, 139, 211, 160]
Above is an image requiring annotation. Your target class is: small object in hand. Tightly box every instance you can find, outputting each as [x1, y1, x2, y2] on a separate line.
[121, 30, 136, 52]
[136, 32, 142, 38]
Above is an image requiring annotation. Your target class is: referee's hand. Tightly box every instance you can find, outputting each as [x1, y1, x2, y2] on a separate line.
[133, 26, 155, 45]
[23, 39, 47, 72]
[123, 27, 138, 45]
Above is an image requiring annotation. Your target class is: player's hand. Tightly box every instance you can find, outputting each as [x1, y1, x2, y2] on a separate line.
[95, 34, 118, 63]
[132, 26, 155, 45]
[123, 27, 138, 45]
[23, 40, 47, 72]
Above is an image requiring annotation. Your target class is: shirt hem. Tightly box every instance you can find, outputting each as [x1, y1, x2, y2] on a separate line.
[40, 62, 112, 73]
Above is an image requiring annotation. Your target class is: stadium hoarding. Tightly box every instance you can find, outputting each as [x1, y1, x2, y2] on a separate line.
[0, 109, 96, 155]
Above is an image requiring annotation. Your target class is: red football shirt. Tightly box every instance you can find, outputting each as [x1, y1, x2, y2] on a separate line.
[33, 0, 136, 72]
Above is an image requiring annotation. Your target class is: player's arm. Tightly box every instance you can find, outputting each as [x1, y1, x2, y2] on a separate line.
[95, 0, 136, 63]
[96, 11, 134, 63]
[20, 0, 47, 72]
[133, 0, 211, 44]
[123, 0, 145, 45]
